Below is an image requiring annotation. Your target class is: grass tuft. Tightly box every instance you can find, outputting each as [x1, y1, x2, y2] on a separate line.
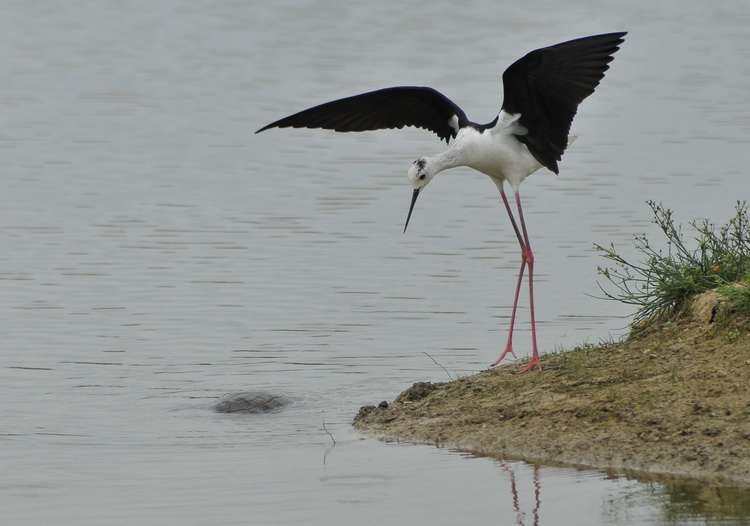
[595, 201, 750, 328]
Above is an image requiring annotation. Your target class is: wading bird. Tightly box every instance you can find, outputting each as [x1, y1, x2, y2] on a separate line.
[257, 32, 626, 373]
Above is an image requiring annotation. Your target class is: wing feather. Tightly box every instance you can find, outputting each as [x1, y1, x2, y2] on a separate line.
[501, 32, 626, 173]
[257, 87, 469, 144]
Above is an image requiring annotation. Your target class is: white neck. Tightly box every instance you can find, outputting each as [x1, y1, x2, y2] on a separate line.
[426, 144, 468, 177]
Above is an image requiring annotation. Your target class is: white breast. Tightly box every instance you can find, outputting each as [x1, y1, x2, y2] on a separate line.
[455, 118, 543, 191]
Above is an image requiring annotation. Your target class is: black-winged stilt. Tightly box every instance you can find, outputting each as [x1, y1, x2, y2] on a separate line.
[257, 32, 626, 373]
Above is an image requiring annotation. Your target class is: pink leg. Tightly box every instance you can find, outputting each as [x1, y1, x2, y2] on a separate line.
[491, 191, 524, 365]
[491, 191, 542, 373]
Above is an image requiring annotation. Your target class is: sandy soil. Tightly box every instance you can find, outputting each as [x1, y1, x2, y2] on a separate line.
[354, 291, 750, 486]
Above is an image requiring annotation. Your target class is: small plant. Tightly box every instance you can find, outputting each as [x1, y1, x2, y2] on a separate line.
[717, 280, 750, 314]
[595, 201, 750, 328]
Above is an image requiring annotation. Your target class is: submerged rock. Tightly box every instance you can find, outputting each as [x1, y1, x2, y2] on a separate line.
[213, 391, 291, 413]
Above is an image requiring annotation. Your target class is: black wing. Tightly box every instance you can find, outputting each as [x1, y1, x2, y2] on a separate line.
[501, 32, 626, 173]
[256, 86, 469, 144]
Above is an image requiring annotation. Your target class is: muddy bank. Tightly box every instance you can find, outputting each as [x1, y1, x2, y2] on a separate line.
[354, 291, 750, 486]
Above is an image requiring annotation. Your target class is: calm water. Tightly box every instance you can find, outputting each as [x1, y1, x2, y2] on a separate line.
[2, 1, 750, 524]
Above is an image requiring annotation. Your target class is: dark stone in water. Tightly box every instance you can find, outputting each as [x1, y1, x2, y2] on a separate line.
[213, 391, 291, 413]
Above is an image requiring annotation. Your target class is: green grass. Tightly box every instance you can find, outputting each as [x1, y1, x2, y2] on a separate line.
[717, 280, 750, 314]
[595, 201, 750, 328]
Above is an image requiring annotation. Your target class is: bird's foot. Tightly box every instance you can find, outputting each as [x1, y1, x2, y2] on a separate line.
[490, 344, 517, 367]
[515, 354, 542, 374]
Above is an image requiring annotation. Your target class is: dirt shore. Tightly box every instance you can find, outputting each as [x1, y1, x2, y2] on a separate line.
[354, 291, 750, 486]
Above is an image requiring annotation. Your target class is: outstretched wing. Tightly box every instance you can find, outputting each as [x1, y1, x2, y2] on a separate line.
[501, 32, 626, 173]
[256, 86, 470, 144]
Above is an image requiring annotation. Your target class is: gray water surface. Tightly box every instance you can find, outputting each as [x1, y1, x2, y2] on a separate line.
[2, 1, 750, 524]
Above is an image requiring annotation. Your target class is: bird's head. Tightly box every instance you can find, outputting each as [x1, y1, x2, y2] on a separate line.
[404, 157, 435, 232]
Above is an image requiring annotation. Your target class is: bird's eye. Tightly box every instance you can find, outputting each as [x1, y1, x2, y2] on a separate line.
[419, 174, 426, 180]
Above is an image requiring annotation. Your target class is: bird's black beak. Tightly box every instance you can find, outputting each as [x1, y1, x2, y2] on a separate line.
[404, 188, 420, 233]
